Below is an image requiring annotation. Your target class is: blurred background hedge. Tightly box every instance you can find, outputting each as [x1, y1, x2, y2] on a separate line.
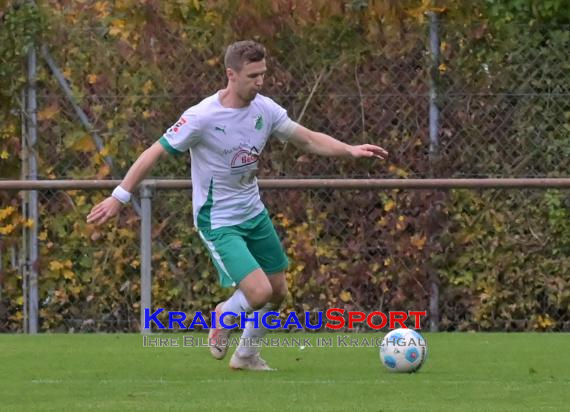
[0, 0, 569, 332]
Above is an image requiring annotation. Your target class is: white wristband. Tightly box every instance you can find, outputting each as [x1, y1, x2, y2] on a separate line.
[112, 185, 132, 204]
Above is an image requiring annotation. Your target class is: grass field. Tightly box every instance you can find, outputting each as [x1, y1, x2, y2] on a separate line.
[1, 332, 569, 411]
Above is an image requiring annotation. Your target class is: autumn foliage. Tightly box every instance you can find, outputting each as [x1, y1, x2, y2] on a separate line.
[0, 1, 569, 332]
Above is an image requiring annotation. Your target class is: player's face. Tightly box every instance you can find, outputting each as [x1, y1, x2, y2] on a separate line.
[232, 59, 266, 102]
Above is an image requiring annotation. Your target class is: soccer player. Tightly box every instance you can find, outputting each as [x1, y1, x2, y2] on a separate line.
[87, 40, 388, 371]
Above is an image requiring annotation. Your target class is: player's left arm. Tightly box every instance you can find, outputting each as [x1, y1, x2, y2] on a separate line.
[287, 123, 388, 159]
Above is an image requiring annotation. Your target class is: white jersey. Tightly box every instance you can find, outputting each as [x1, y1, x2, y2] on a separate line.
[159, 91, 296, 230]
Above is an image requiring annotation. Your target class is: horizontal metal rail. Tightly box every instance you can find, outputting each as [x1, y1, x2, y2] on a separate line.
[1, 178, 570, 191]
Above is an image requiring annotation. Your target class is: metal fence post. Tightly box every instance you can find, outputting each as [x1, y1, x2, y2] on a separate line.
[20, 88, 29, 333]
[429, 12, 441, 161]
[26, 45, 39, 334]
[140, 183, 154, 334]
[428, 12, 441, 332]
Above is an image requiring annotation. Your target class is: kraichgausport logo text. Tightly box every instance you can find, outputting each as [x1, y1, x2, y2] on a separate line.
[144, 309, 427, 330]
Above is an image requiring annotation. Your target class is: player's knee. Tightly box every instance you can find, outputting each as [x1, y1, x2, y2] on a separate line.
[271, 282, 288, 305]
[248, 286, 273, 310]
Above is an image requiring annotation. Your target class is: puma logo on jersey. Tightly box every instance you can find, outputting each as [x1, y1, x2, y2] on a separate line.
[214, 125, 226, 134]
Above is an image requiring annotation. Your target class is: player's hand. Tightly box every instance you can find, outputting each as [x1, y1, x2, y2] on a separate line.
[86, 197, 122, 225]
[349, 144, 388, 160]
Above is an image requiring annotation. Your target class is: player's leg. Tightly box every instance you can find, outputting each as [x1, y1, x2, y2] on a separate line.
[211, 270, 275, 361]
[230, 210, 289, 370]
[267, 272, 288, 308]
[233, 272, 286, 355]
[229, 272, 286, 371]
[220, 268, 272, 315]
[199, 229, 271, 360]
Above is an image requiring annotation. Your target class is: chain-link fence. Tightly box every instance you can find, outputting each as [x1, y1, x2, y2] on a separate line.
[2, 183, 568, 333]
[32, 19, 570, 180]
[439, 23, 570, 178]
[1, 9, 569, 332]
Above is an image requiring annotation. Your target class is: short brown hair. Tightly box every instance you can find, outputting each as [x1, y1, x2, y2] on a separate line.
[224, 40, 266, 72]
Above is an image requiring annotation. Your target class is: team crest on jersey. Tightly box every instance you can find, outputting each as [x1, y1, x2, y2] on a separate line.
[254, 114, 263, 130]
[231, 146, 259, 170]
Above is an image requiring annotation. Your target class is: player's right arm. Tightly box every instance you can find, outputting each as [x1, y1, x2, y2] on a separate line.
[87, 107, 201, 225]
[86, 142, 168, 225]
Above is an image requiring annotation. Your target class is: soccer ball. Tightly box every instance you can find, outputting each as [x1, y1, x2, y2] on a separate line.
[380, 328, 428, 373]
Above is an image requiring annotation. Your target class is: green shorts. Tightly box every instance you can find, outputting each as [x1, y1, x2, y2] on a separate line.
[198, 209, 289, 287]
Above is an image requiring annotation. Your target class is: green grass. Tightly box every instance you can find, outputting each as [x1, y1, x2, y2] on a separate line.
[1, 333, 569, 411]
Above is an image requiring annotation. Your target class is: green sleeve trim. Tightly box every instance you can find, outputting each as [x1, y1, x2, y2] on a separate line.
[159, 136, 185, 156]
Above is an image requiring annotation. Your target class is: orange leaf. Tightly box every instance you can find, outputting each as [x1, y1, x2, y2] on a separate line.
[38, 104, 60, 121]
[384, 199, 396, 212]
[206, 57, 219, 67]
[72, 135, 97, 153]
[96, 163, 111, 179]
[411, 234, 427, 250]
[339, 290, 352, 303]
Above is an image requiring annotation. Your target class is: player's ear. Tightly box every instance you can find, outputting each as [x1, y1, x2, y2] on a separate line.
[226, 67, 237, 82]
